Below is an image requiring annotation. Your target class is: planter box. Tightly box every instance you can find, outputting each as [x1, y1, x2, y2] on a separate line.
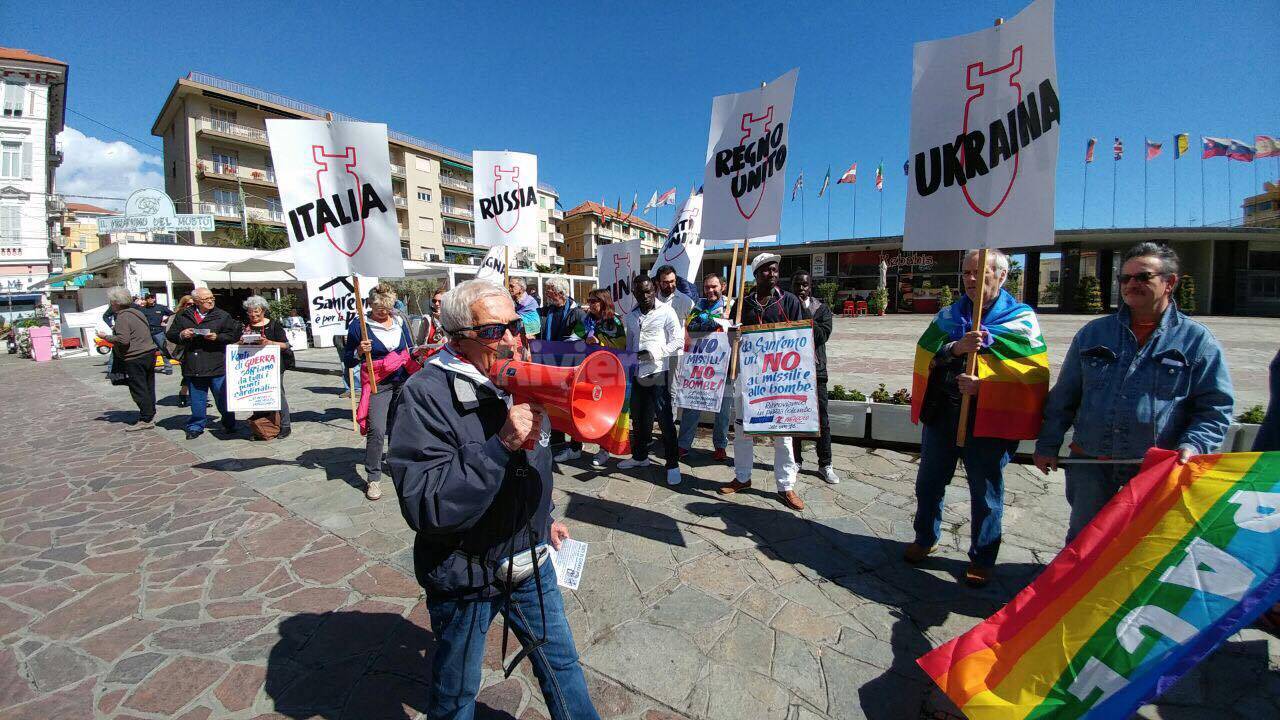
[1224, 423, 1260, 453]
[869, 403, 921, 444]
[827, 400, 869, 440]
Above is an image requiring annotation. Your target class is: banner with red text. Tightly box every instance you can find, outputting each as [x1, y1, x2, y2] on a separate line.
[736, 321, 818, 435]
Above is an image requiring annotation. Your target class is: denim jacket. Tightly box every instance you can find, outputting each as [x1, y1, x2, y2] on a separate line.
[1035, 302, 1233, 459]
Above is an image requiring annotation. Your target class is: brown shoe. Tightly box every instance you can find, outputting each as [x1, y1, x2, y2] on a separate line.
[903, 543, 935, 564]
[712, 448, 729, 462]
[964, 564, 992, 588]
[778, 490, 805, 511]
[719, 479, 752, 495]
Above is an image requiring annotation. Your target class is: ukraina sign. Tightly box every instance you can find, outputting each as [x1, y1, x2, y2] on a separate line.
[266, 120, 404, 279]
[651, 192, 704, 283]
[904, 0, 1059, 251]
[598, 238, 641, 318]
[473, 150, 539, 249]
[701, 69, 798, 243]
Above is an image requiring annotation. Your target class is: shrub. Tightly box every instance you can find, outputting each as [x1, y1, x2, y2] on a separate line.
[828, 385, 867, 401]
[870, 383, 891, 403]
[868, 287, 889, 315]
[1076, 275, 1103, 314]
[267, 294, 298, 322]
[817, 282, 839, 309]
[1176, 273, 1197, 314]
[939, 284, 954, 307]
[1237, 404, 1266, 424]
[890, 387, 913, 405]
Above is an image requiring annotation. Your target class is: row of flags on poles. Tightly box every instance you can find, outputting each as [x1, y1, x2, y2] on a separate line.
[1086, 134, 1279, 163]
[641, 187, 677, 214]
[791, 161, 886, 201]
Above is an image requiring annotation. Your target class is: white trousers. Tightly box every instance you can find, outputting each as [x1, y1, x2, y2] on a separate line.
[732, 394, 797, 492]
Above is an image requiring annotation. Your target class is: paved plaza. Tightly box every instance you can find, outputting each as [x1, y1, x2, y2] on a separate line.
[0, 338, 1276, 719]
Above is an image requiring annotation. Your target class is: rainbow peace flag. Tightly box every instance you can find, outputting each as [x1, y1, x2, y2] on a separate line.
[910, 290, 1049, 440]
[919, 449, 1280, 719]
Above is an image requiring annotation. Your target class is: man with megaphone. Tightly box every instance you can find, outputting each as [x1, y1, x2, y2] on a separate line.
[387, 280, 601, 720]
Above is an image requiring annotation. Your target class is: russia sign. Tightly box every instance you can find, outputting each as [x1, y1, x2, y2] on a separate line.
[472, 150, 539, 249]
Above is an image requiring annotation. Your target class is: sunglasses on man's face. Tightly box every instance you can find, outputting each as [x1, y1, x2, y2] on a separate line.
[456, 319, 524, 340]
[1118, 271, 1165, 285]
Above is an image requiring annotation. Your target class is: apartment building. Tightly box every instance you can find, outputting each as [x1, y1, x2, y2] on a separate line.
[561, 201, 666, 277]
[149, 72, 564, 269]
[0, 47, 67, 293]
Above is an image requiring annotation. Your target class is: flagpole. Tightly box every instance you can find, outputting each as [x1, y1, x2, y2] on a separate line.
[1081, 162, 1089, 229]
[1173, 151, 1178, 227]
[1226, 157, 1233, 226]
[1200, 150, 1206, 227]
[878, 158, 884, 236]
[826, 185, 831, 242]
[800, 185, 806, 243]
[852, 182, 858, 239]
[1111, 155, 1118, 228]
[1143, 144, 1148, 227]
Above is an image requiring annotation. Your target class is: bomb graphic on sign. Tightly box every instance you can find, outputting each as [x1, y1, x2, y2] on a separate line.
[660, 207, 701, 263]
[312, 146, 367, 257]
[962, 46, 1023, 218]
[493, 166, 521, 234]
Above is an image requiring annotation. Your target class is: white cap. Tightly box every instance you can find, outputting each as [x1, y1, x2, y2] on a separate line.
[750, 252, 782, 275]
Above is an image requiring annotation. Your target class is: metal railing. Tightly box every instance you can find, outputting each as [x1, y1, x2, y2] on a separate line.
[393, 195, 407, 209]
[440, 175, 473, 192]
[197, 158, 276, 183]
[442, 233, 477, 246]
[549, 208, 563, 220]
[196, 202, 241, 218]
[441, 204, 473, 219]
[246, 206, 285, 223]
[550, 232, 564, 243]
[195, 116, 269, 144]
[390, 163, 406, 177]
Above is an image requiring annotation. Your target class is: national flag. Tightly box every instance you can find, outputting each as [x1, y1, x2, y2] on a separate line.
[642, 190, 658, 214]
[903, 160, 909, 176]
[837, 162, 857, 184]
[874, 162, 883, 191]
[656, 187, 677, 206]
[1256, 135, 1280, 159]
[910, 290, 1048, 440]
[791, 172, 804, 201]
[1227, 139, 1257, 162]
[919, 449, 1280, 720]
[1113, 137, 1123, 161]
[1174, 133, 1189, 159]
[1145, 139, 1162, 161]
[1085, 137, 1097, 163]
[817, 166, 830, 198]
[629, 193, 638, 214]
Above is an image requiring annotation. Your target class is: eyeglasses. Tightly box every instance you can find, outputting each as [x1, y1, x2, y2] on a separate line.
[1118, 271, 1165, 284]
[453, 318, 524, 340]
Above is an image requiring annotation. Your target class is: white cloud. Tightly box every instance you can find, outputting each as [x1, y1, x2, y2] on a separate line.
[54, 126, 164, 210]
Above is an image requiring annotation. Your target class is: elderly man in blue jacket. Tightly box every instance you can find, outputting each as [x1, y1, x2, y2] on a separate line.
[1034, 242, 1234, 544]
[388, 279, 599, 720]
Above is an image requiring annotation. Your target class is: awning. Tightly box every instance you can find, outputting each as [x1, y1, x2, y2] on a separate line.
[29, 261, 115, 290]
[170, 261, 298, 288]
[441, 159, 473, 172]
[0, 293, 43, 303]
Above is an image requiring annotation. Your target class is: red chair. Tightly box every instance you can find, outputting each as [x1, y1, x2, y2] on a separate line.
[855, 301, 869, 316]
[841, 301, 856, 318]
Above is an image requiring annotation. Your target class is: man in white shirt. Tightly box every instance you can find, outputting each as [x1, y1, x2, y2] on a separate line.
[654, 265, 695, 321]
[621, 274, 684, 485]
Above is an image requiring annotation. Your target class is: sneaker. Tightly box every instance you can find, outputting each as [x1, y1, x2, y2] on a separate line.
[590, 450, 609, 470]
[365, 481, 382, 501]
[177, 395, 189, 408]
[125, 421, 155, 432]
[821, 466, 840, 485]
[184, 429, 202, 440]
[778, 490, 805, 511]
[718, 479, 752, 495]
[712, 448, 729, 462]
[617, 458, 650, 470]
[554, 448, 581, 463]
[903, 543, 935, 564]
[666, 468, 682, 486]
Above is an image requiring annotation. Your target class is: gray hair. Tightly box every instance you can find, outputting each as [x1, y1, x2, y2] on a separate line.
[1121, 242, 1180, 276]
[442, 279, 510, 333]
[545, 278, 569, 296]
[964, 248, 1010, 276]
[106, 286, 132, 306]
[508, 277, 526, 292]
[242, 295, 270, 313]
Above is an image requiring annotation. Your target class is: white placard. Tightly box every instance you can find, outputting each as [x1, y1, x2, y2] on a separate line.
[472, 150, 539, 249]
[651, 192, 704, 283]
[305, 276, 377, 348]
[675, 330, 732, 412]
[701, 69, 798, 243]
[267, 119, 404, 279]
[737, 321, 819, 435]
[550, 538, 588, 590]
[226, 345, 282, 413]
[812, 253, 826, 277]
[598, 238, 641, 318]
[904, 0, 1059, 251]
[474, 245, 508, 283]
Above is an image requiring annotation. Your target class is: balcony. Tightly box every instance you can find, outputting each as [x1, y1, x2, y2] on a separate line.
[399, 229, 410, 241]
[440, 175, 473, 193]
[442, 233, 477, 247]
[391, 163, 406, 178]
[195, 116, 270, 147]
[441, 204, 473, 220]
[550, 232, 564, 244]
[393, 195, 407, 209]
[196, 159, 277, 188]
[194, 203, 284, 225]
[550, 208, 563, 221]
[246, 206, 285, 225]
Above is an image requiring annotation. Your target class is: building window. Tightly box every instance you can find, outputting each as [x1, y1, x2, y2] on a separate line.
[213, 189, 238, 214]
[417, 187, 431, 202]
[540, 220, 547, 232]
[0, 207, 20, 246]
[415, 157, 432, 172]
[2, 82, 25, 117]
[210, 107, 236, 131]
[212, 149, 238, 174]
[0, 141, 28, 178]
[418, 217, 434, 233]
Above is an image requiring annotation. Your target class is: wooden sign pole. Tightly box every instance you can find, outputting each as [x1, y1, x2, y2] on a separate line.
[955, 247, 989, 447]
[350, 276, 379, 396]
[728, 236, 753, 379]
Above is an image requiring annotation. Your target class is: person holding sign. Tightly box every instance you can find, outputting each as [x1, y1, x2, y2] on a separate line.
[167, 288, 243, 440]
[621, 274, 684, 486]
[386, 280, 598, 720]
[720, 253, 806, 511]
[1034, 243, 1234, 544]
[791, 272, 840, 485]
[344, 286, 419, 502]
[906, 249, 1049, 587]
[678, 273, 733, 462]
[241, 296, 295, 439]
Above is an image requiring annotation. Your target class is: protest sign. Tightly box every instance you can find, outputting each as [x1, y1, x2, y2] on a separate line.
[472, 151, 539, 249]
[598, 238, 641, 318]
[651, 192, 704, 283]
[474, 245, 508, 283]
[675, 330, 732, 412]
[904, 0, 1059, 251]
[226, 345, 281, 413]
[736, 321, 818, 435]
[305, 276, 377, 348]
[701, 69, 798, 243]
[266, 120, 404, 279]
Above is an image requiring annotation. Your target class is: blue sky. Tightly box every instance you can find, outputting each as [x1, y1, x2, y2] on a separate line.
[18, 0, 1280, 244]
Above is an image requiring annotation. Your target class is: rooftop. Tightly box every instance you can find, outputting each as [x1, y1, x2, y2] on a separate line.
[564, 201, 666, 235]
[0, 47, 67, 66]
[65, 203, 117, 216]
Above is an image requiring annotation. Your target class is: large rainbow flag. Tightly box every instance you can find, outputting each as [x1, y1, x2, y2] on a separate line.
[910, 290, 1049, 440]
[918, 449, 1280, 719]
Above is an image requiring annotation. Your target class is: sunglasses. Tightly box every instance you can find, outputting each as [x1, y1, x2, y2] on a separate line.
[454, 319, 524, 340]
[1118, 271, 1166, 284]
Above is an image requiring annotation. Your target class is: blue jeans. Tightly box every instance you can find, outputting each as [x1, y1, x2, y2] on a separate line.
[912, 404, 1018, 567]
[678, 392, 732, 451]
[427, 558, 599, 720]
[1064, 461, 1141, 544]
[186, 375, 235, 434]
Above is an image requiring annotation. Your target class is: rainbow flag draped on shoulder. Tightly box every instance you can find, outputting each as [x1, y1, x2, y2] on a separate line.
[910, 289, 1049, 440]
[919, 449, 1280, 719]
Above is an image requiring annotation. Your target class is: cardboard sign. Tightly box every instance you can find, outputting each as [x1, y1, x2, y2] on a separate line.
[736, 321, 818, 435]
[598, 238, 642, 318]
[305, 276, 377, 348]
[904, 0, 1059, 251]
[701, 69, 798, 243]
[267, 120, 404, 279]
[675, 330, 732, 412]
[475, 245, 508, 283]
[226, 345, 282, 413]
[651, 192, 704, 283]
[472, 150, 539, 249]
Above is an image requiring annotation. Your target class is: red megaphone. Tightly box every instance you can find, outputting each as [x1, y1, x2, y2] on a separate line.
[489, 351, 627, 443]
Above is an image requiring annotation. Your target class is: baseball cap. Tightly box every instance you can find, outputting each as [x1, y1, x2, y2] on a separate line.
[750, 252, 782, 275]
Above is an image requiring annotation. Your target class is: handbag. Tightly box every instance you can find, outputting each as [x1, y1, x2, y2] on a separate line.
[249, 411, 281, 440]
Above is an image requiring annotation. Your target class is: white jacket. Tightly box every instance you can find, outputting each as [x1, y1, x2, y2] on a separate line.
[657, 290, 694, 325]
[624, 303, 683, 378]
